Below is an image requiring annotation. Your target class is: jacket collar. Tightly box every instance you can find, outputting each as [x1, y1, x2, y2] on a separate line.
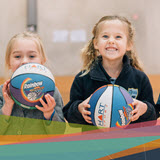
[89, 55, 130, 82]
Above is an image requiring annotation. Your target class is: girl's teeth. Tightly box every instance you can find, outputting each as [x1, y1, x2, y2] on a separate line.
[107, 49, 116, 51]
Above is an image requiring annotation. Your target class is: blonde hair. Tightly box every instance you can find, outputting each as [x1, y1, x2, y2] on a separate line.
[5, 31, 47, 71]
[81, 15, 143, 75]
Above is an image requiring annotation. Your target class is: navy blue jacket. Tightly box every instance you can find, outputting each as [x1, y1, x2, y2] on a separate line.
[63, 55, 157, 125]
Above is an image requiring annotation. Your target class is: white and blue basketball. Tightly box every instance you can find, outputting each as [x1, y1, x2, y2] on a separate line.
[10, 63, 55, 109]
[88, 85, 134, 128]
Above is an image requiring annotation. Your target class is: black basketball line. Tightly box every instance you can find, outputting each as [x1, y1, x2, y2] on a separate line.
[11, 73, 54, 82]
[110, 85, 114, 128]
[10, 85, 19, 89]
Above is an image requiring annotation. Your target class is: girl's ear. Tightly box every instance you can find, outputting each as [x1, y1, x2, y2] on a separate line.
[8, 63, 11, 69]
[41, 55, 46, 65]
[41, 59, 46, 65]
[127, 42, 133, 51]
[93, 38, 98, 50]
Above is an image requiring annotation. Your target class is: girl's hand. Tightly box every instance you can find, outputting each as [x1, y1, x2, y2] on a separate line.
[78, 97, 92, 124]
[35, 94, 56, 120]
[131, 99, 147, 121]
[2, 79, 14, 116]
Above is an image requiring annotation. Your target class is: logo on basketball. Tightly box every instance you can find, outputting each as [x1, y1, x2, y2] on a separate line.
[128, 88, 138, 99]
[21, 78, 44, 102]
[116, 105, 133, 127]
[24, 63, 48, 73]
[97, 103, 107, 126]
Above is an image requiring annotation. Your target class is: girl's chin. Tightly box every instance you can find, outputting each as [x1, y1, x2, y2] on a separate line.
[102, 55, 123, 61]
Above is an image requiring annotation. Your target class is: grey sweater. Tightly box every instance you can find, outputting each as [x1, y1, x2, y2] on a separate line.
[0, 85, 65, 135]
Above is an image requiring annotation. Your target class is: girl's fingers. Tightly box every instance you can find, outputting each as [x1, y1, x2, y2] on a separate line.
[7, 83, 11, 92]
[44, 95, 56, 112]
[84, 110, 91, 115]
[132, 98, 139, 105]
[45, 94, 56, 108]
[131, 108, 138, 115]
[5, 79, 10, 85]
[84, 104, 90, 109]
[50, 95, 56, 104]
[85, 120, 92, 124]
[83, 112, 92, 123]
[35, 105, 44, 112]
[85, 96, 91, 103]
[131, 114, 139, 121]
[83, 114, 91, 120]
[131, 107, 139, 121]
[2, 80, 14, 103]
[37, 94, 56, 113]
[3, 92, 8, 100]
[45, 94, 52, 106]
[39, 98, 52, 112]
[83, 115, 92, 123]
[39, 97, 47, 109]
[35, 103, 53, 113]
[84, 96, 92, 104]
[2, 81, 8, 93]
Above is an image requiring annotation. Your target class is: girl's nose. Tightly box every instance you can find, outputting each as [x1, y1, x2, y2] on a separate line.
[108, 37, 115, 44]
[21, 57, 28, 65]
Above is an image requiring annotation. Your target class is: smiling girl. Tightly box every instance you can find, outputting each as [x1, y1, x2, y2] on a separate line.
[63, 15, 157, 125]
[0, 32, 65, 135]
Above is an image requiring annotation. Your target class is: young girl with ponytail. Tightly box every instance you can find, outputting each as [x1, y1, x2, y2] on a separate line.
[63, 15, 157, 125]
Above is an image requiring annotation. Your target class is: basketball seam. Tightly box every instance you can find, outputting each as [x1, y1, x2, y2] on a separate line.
[119, 87, 128, 104]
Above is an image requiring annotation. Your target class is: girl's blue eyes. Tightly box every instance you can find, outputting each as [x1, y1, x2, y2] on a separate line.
[15, 56, 20, 58]
[102, 35, 122, 39]
[116, 36, 122, 39]
[29, 56, 35, 58]
[14, 56, 35, 59]
[103, 35, 109, 38]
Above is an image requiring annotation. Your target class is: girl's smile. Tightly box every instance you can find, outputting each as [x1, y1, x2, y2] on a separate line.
[105, 46, 118, 54]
